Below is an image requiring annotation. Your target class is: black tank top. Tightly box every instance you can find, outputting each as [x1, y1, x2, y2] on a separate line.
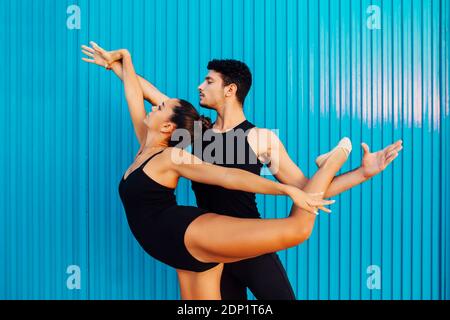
[118, 150, 176, 223]
[191, 120, 263, 218]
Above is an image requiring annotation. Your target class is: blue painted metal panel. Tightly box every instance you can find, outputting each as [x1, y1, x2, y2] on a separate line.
[0, 0, 449, 300]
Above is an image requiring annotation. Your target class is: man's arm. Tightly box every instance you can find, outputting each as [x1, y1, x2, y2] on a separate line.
[322, 140, 402, 197]
[319, 167, 368, 198]
[248, 128, 310, 188]
[249, 128, 402, 198]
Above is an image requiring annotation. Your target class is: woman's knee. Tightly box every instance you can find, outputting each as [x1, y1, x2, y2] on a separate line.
[282, 221, 312, 247]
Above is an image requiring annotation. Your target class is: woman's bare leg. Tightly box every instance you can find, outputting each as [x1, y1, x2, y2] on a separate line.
[184, 147, 349, 264]
[287, 147, 349, 238]
[177, 264, 224, 300]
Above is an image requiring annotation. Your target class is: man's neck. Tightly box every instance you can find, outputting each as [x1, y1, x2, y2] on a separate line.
[214, 102, 247, 132]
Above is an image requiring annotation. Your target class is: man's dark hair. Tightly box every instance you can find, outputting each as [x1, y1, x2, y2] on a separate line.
[207, 59, 252, 104]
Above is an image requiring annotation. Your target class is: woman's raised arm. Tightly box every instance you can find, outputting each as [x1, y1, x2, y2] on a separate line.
[82, 42, 168, 145]
[82, 42, 168, 105]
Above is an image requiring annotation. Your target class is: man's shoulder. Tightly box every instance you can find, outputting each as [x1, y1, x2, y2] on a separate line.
[247, 126, 283, 158]
[247, 126, 279, 141]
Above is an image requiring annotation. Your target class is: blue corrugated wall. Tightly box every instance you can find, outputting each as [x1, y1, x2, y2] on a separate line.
[0, 0, 449, 300]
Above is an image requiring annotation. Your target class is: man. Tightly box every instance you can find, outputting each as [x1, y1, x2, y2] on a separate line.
[82, 43, 403, 300]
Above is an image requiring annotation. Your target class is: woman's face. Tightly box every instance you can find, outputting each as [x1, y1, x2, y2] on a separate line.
[143, 98, 176, 131]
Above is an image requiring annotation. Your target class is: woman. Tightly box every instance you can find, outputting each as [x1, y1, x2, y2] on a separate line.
[82, 43, 351, 299]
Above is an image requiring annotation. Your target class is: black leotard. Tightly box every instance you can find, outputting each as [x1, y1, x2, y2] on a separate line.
[118, 149, 218, 272]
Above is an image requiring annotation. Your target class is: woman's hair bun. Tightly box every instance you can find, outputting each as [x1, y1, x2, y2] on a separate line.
[198, 115, 212, 130]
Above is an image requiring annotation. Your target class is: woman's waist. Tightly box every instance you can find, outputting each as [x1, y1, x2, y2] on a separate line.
[123, 199, 176, 216]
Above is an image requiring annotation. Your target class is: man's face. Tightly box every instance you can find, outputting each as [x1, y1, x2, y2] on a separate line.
[198, 70, 226, 110]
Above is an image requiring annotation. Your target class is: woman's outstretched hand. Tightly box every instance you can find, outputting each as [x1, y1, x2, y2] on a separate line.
[285, 186, 335, 215]
[81, 41, 126, 69]
[81, 42, 108, 68]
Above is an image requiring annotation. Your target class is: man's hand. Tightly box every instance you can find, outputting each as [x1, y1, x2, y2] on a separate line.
[360, 140, 403, 179]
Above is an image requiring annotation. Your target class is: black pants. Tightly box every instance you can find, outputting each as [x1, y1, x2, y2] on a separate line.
[220, 253, 296, 300]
